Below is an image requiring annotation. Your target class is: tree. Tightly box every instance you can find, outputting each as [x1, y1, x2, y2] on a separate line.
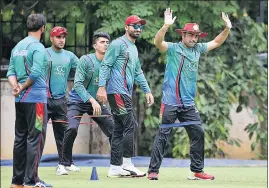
[1, 0, 267, 158]
[93, 0, 267, 158]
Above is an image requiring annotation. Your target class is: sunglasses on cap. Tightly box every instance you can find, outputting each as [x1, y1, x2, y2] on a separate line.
[128, 24, 145, 30]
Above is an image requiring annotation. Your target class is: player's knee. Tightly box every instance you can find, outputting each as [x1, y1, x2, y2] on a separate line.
[196, 125, 204, 139]
[67, 126, 78, 135]
[159, 127, 172, 136]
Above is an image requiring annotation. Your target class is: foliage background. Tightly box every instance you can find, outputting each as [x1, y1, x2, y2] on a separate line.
[1, 0, 267, 159]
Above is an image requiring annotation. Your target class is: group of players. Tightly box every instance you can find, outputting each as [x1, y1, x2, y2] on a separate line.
[8, 7, 231, 188]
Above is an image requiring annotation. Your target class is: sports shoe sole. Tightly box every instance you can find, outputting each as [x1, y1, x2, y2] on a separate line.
[10, 185, 23, 188]
[24, 186, 53, 188]
[131, 174, 146, 177]
[123, 169, 146, 177]
[107, 174, 131, 178]
[148, 177, 158, 180]
[187, 176, 215, 180]
[56, 172, 68, 176]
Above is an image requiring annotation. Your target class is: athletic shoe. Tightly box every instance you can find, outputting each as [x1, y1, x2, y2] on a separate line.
[65, 164, 80, 172]
[10, 184, 23, 188]
[187, 171, 215, 180]
[24, 180, 53, 187]
[147, 172, 158, 180]
[122, 164, 146, 177]
[56, 164, 68, 175]
[107, 165, 131, 177]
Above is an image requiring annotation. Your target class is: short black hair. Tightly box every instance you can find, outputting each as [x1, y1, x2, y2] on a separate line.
[27, 13, 46, 32]
[92, 32, 110, 45]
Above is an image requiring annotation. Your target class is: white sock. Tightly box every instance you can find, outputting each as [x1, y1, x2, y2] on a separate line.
[122, 157, 132, 166]
[110, 164, 121, 170]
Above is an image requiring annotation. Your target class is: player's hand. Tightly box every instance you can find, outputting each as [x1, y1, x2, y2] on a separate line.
[96, 87, 107, 104]
[89, 98, 101, 116]
[222, 12, 232, 29]
[12, 83, 23, 97]
[145, 93, 154, 107]
[164, 8, 176, 26]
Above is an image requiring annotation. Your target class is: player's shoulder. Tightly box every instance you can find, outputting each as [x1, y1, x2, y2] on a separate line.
[167, 42, 178, 45]
[61, 49, 76, 57]
[63, 49, 73, 55]
[80, 53, 94, 62]
[45, 47, 52, 53]
[195, 42, 206, 47]
[111, 37, 128, 48]
[17, 37, 44, 50]
[29, 41, 45, 52]
[193, 42, 207, 52]
[167, 42, 179, 48]
[79, 54, 95, 68]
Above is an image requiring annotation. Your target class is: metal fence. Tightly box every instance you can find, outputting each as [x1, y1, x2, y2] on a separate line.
[1, 0, 92, 78]
[1, 0, 267, 78]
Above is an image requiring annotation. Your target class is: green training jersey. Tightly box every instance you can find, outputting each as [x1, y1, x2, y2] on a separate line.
[46, 47, 78, 99]
[7, 36, 48, 103]
[69, 53, 101, 103]
[98, 34, 151, 96]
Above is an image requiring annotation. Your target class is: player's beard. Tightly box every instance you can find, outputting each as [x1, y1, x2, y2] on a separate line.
[129, 31, 141, 39]
[186, 41, 197, 47]
[56, 43, 64, 50]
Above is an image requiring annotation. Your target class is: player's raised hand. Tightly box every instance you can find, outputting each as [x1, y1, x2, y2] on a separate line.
[222, 12, 232, 29]
[164, 8, 176, 26]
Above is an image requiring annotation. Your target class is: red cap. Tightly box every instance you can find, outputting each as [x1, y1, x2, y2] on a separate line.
[175, 23, 208, 38]
[125, 15, 146, 25]
[50, 26, 68, 37]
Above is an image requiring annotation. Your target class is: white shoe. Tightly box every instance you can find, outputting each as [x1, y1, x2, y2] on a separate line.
[65, 164, 80, 172]
[107, 165, 131, 177]
[56, 164, 68, 175]
[122, 164, 146, 177]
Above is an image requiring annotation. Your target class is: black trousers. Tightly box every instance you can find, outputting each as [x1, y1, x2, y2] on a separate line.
[12, 102, 47, 185]
[108, 94, 137, 166]
[148, 104, 204, 173]
[60, 102, 114, 166]
[47, 97, 68, 163]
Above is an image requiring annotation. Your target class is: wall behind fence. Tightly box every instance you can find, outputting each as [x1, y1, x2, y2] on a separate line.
[1, 79, 260, 160]
[1, 79, 110, 160]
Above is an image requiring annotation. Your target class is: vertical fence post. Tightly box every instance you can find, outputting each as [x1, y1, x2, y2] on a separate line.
[74, 19, 77, 55]
[37, 0, 45, 13]
[0, 9, 3, 65]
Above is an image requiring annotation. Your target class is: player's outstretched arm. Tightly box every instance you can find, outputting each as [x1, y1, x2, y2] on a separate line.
[154, 8, 176, 52]
[206, 12, 232, 52]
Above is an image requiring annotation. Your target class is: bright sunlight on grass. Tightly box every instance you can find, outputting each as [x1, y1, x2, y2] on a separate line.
[1, 167, 267, 188]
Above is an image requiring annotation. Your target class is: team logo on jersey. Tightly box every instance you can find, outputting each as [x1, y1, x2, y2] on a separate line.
[184, 61, 198, 72]
[94, 77, 99, 85]
[54, 65, 65, 75]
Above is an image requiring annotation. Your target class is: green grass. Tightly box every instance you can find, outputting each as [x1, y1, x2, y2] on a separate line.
[1, 167, 267, 188]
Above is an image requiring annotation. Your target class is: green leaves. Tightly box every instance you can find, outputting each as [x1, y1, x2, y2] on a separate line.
[3, 0, 266, 159]
[54, 0, 268, 159]
[144, 110, 159, 128]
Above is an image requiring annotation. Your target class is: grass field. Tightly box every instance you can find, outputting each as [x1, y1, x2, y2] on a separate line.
[1, 166, 267, 188]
